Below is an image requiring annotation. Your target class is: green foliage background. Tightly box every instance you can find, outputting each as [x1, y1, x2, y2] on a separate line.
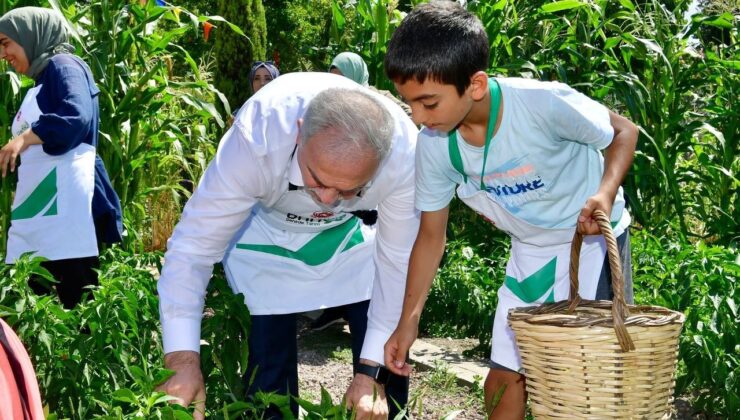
[213, 0, 267, 109]
[0, 0, 737, 418]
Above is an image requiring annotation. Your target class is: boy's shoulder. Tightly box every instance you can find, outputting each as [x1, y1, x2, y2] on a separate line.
[496, 76, 571, 95]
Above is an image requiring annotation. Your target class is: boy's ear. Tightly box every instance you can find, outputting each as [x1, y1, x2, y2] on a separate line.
[469, 71, 490, 101]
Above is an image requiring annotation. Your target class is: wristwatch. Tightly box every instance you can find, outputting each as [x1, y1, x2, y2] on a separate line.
[356, 362, 392, 385]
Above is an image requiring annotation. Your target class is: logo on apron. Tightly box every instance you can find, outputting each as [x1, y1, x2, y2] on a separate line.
[11, 168, 58, 220]
[236, 217, 364, 266]
[504, 257, 557, 303]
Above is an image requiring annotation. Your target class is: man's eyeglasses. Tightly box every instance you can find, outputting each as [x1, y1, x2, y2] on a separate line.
[301, 183, 370, 201]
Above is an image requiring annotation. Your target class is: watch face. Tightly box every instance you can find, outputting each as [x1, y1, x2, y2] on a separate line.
[357, 363, 393, 385]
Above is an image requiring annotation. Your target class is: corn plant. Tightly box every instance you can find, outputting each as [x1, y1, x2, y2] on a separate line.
[0, 67, 27, 258]
[679, 14, 739, 244]
[329, 0, 414, 90]
[43, 0, 239, 250]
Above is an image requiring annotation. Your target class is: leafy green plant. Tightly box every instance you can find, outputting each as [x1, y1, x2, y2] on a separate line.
[632, 228, 739, 416]
[419, 223, 508, 347]
[264, 0, 336, 72]
[329, 0, 409, 90]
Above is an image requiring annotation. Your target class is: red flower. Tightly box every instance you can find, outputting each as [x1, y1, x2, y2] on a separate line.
[203, 21, 214, 41]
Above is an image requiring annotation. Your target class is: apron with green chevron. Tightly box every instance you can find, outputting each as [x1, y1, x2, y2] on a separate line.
[221, 152, 376, 316]
[5, 85, 97, 264]
[448, 79, 610, 371]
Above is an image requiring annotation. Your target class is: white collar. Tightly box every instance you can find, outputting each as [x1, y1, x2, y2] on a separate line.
[288, 148, 304, 186]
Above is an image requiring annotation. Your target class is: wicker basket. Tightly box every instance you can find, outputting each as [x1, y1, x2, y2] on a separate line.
[508, 210, 685, 419]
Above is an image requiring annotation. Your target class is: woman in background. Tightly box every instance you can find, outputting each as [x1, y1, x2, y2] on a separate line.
[249, 60, 280, 94]
[229, 60, 280, 125]
[330, 51, 412, 118]
[0, 7, 122, 309]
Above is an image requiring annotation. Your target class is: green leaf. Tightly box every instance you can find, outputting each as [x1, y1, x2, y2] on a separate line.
[112, 388, 139, 404]
[618, 0, 635, 11]
[38, 330, 52, 354]
[603, 37, 621, 50]
[540, 1, 586, 13]
[702, 13, 735, 29]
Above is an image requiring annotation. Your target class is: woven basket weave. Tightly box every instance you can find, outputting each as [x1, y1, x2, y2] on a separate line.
[508, 210, 685, 419]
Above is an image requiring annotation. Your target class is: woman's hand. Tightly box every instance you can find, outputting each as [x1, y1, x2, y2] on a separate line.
[0, 129, 42, 177]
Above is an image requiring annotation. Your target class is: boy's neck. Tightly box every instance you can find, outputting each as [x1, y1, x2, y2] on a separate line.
[457, 88, 502, 148]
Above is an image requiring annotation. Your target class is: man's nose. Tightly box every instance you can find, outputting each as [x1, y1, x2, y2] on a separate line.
[315, 187, 339, 205]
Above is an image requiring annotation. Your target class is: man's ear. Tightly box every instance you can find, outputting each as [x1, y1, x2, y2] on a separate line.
[296, 118, 303, 144]
[469, 71, 490, 101]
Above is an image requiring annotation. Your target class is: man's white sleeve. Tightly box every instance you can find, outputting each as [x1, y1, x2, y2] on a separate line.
[360, 129, 420, 365]
[158, 128, 267, 354]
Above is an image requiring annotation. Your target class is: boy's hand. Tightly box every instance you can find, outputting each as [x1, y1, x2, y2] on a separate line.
[384, 321, 417, 376]
[578, 191, 613, 235]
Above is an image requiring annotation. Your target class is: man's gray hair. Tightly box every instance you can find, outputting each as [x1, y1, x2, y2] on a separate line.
[301, 88, 394, 161]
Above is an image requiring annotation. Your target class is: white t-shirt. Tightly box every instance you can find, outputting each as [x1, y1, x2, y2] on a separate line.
[416, 77, 629, 230]
[157, 72, 419, 364]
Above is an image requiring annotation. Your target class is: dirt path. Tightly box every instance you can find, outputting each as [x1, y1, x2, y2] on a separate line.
[296, 318, 712, 419]
[296, 317, 481, 419]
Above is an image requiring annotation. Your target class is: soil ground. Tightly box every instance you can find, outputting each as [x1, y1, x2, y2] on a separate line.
[297, 317, 482, 419]
[296, 317, 714, 419]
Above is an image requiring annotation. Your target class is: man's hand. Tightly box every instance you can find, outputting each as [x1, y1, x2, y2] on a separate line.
[384, 321, 417, 376]
[577, 191, 613, 235]
[345, 371, 388, 419]
[158, 351, 206, 420]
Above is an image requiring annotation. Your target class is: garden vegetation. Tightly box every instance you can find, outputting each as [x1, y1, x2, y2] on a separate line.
[0, 0, 737, 418]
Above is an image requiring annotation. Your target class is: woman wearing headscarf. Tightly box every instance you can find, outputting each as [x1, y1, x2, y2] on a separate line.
[329, 51, 412, 118]
[329, 52, 369, 86]
[248, 60, 280, 94]
[228, 61, 280, 125]
[0, 7, 122, 308]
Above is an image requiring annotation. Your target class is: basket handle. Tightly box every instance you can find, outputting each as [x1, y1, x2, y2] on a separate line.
[568, 209, 635, 352]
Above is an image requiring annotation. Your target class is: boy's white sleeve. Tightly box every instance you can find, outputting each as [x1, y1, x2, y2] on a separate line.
[547, 82, 614, 149]
[158, 127, 268, 354]
[414, 129, 461, 212]
[360, 121, 421, 365]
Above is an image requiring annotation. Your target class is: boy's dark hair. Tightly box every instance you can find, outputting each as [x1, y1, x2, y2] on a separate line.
[385, 1, 489, 96]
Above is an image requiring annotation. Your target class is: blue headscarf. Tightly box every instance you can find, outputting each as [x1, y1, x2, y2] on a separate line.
[248, 61, 280, 92]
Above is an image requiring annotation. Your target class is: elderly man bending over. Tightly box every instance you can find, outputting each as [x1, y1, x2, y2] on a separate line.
[157, 72, 419, 420]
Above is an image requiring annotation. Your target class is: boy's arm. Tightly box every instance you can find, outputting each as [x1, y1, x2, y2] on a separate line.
[578, 110, 638, 234]
[384, 206, 449, 375]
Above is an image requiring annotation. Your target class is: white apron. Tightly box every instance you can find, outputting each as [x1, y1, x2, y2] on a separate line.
[448, 79, 628, 371]
[5, 85, 97, 263]
[456, 183, 614, 371]
[222, 150, 377, 315]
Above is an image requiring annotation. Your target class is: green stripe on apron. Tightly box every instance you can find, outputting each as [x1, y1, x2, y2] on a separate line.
[504, 257, 557, 303]
[236, 217, 364, 266]
[11, 167, 58, 220]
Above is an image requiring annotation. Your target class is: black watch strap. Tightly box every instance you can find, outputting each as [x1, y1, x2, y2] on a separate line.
[355, 362, 392, 385]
